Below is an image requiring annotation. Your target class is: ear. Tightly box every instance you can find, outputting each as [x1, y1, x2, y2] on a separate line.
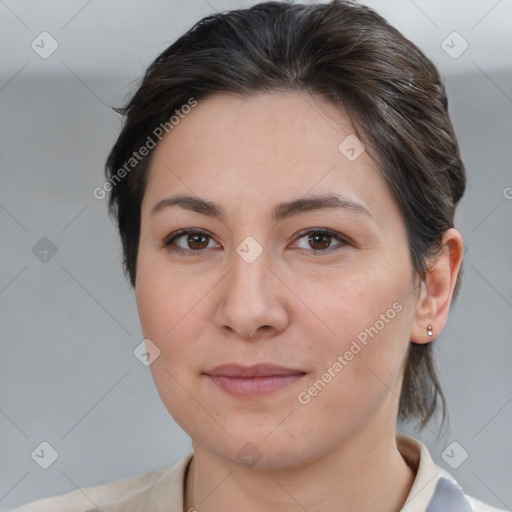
[410, 228, 464, 344]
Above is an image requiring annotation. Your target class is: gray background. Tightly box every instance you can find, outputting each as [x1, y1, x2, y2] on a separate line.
[1, 0, 511, 510]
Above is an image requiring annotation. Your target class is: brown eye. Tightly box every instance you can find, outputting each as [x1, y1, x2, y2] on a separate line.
[186, 233, 209, 250]
[294, 229, 348, 253]
[307, 232, 332, 251]
[164, 229, 219, 254]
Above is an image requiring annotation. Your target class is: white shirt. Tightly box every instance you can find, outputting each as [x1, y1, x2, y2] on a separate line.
[11, 434, 507, 512]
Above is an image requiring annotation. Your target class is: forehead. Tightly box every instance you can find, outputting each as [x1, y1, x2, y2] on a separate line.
[142, 91, 394, 221]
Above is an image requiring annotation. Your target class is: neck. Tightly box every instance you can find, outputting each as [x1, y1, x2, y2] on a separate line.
[184, 426, 416, 512]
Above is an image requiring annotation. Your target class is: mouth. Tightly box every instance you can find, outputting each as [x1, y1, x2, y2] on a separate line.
[204, 363, 307, 397]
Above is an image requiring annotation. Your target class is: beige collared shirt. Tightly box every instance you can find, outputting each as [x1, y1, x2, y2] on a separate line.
[12, 434, 506, 512]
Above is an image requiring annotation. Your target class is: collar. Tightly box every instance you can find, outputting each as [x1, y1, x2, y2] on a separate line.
[397, 433, 472, 511]
[153, 434, 472, 512]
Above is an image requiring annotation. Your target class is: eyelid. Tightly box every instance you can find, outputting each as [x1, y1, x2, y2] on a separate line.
[291, 228, 351, 252]
[163, 228, 221, 254]
[164, 227, 212, 243]
[163, 227, 351, 255]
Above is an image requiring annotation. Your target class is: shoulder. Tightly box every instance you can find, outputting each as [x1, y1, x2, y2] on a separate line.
[396, 434, 507, 512]
[10, 453, 193, 512]
[465, 495, 509, 512]
[9, 469, 169, 512]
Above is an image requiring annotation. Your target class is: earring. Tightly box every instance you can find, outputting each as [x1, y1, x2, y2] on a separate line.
[427, 325, 433, 336]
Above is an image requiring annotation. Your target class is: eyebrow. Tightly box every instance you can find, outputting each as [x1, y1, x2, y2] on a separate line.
[150, 193, 373, 222]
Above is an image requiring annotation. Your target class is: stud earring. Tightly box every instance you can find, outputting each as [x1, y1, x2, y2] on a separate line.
[427, 325, 433, 336]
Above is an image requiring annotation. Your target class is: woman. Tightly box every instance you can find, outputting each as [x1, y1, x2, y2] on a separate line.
[14, 1, 507, 511]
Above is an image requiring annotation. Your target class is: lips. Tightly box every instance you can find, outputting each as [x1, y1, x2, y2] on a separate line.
[205, 363, 306, 378]
[204, 364, 306, 397]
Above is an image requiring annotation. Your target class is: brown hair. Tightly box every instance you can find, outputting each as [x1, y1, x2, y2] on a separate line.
[105, 0, 465, 429]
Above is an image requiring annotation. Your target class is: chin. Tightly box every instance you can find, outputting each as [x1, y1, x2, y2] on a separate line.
[199, 425, 317, 471]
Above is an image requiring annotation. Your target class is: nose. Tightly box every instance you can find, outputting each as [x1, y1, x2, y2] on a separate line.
[213, 248, 289, 341]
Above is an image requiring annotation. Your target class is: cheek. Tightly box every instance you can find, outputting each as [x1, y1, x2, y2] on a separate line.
[135, 245, 205, 339]
[135, 260, 211, 434]
[291, 262, 408, 348]
[295, 266, 412, 403]
[135, 251, 216, 392]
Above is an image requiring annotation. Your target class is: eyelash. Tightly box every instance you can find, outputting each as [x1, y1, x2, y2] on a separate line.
[163, 228, 350, 256]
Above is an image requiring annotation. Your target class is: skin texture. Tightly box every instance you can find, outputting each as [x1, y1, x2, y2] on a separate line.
[135, 91, 464, 512]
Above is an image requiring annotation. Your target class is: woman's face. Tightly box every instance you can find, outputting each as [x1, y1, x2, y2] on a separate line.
[136, 91, 422, 469]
